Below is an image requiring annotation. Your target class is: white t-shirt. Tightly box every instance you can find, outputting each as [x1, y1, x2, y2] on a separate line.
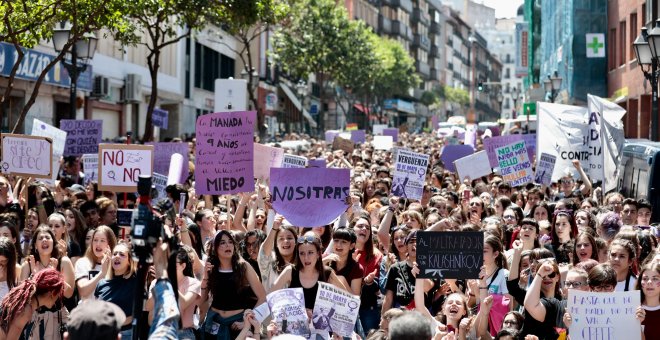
[486, 268, 510, 296]
[615, 273, 638, 292]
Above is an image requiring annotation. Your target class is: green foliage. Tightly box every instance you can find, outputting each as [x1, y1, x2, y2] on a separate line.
[371, 36, 419, 101]
[419, 90, 437, 107]
[206, 0, 289, 35]
[443, 86, 470, 107]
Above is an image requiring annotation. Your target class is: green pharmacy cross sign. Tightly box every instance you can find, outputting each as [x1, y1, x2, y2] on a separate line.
[586, 33, 605, 58]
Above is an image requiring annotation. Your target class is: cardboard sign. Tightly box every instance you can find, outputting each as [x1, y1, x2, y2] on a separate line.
[98, 144, 154, 192]
[254, 143, 284, 180]
[373, 124, 387, 135]
[454, 150, 492, 181]
[270, 168, 349, 227]
[392, 149, 429, 200]
[0, 134, 53, 178]
[332, 136, 354, 154]
[81, 153, 98, 185]
[383, 128, 399, 142]
[535, 152, 557, 186]
[350, 130, 366, 144]
[496, 141, 533, 187]
[148, 142, 189, 184]
[152, 108, 169, 129]
[373, 135, 393, 150]
[416, 231, 483, 279]
[312, 282, 361, 337]
[267, 288, 310, 338]
[60, 119, 102, 156]
[484, 134, 537, 168]
[31, 119, 66, 181]
[440, 144, 474, 172]
[567, 290, 641, 340]
[281, 154, 308, 168]
[195, 111, 255, 194]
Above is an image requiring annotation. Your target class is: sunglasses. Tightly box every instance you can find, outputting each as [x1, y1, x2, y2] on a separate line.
[297, 235, 318, 244]
[541, 272, 557, 279]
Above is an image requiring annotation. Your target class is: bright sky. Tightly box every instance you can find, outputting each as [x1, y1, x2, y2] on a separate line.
[478, 0, 524, 18]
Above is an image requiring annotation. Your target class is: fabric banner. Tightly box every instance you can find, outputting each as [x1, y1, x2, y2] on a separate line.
[392, 149, 429, 200]
[267, 288, 310, 338]
[270, 168, 349, 227]
[195, 111, 255, 194]
[534, 153, 557, 186]
[440, 144, 474, 172]
[416, 231, 483, 279]
[587, 94, 626, 192]
[568, 290, 641, 340]
[483, 134, 536, 168]
[454, 151, 492, 181]
[60, 119, 102, 156]
[254, 143, 284, 180]
[496, 140, 533, 187]
[31, 119, 67, 181]
[312, 282, 361, 338]
[148, 142, 189, 184]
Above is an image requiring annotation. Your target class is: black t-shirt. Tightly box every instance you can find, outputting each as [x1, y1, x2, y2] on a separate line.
[518, 297, 561, 340]
[94, 274, 138, 317]
[67, 240, 83, 258]
[385, 261, 415, 309]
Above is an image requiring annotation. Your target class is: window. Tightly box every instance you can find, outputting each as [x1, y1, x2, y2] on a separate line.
[608, 28, 616, 71]
[620, 21, 626, 66]
[631, 13, 637, 61]
[194, 42, 235, 92]
[504, 68, 510, 79]
[642, 3, 646, 26]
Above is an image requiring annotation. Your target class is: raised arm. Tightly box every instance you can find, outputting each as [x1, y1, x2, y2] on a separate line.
[377, 197, 399, 248]
[524, 262, 553, 322]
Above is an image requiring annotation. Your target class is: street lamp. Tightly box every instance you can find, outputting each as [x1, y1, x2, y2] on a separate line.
[543, 71, 562, 103]
[511, 86, 520, 118]
[52, 21, 97, 120]
[296, 80, 308, 135]
[496, 91, 503, 119]
[633, 24, 659, 141]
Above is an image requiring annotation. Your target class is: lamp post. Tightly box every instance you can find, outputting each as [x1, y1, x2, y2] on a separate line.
[296, 80, 308, 135]
[496, 91, 504, 119]
[52, 21, 97, 120]
[511, 86, 520, 118]
[633, 24, 659, 141]
[543, 71, 562, 103]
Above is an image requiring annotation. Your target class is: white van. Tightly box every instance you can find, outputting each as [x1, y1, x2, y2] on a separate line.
[501, 116, 537, 135]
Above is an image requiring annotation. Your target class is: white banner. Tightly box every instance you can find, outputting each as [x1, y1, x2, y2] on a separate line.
[392, 149, 429, 200]
[587, 94, 626, 193]
[568, 290, 640, 340]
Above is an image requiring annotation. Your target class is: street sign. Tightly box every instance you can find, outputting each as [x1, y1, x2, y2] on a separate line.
[586, 33, 605, 58]
[523, 102, 537, 116]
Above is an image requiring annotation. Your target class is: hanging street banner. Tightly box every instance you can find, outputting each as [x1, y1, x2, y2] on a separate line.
[587, 94, 626, 192]
[586, 33, 606, 58]
[392, 149, 429, 200]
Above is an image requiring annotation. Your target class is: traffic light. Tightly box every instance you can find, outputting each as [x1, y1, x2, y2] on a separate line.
[477, 82, 484, 92]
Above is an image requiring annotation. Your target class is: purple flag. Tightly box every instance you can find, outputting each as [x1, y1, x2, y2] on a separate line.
[383, 128, 398, 142]
[483, 134, 537, 168]
[270, 168, 349, 227]
[148, 142, 190, 184]
[351, 130, 366, 143]
[441, 144, 475, 172]
[195, 111, 255, 194]
[60, 119, 102, 156]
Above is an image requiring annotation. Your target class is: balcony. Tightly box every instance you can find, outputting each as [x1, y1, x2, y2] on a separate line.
[388, 0, 413, 13]
[430, 68, 439, 81]
[392, 20, 413, 41]
[447, 37, 453, 47]
[430, 21, 441, 35]
[379, 15, 392, 34]
[447, 62, 453, 71]
[416, 61, 431, 79]
[412, 8, 430, 26]
[412, 34, 431, 51]
[430, 44, 440, 58]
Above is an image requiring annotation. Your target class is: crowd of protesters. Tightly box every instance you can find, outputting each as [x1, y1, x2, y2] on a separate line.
[0, 129, 658, 340]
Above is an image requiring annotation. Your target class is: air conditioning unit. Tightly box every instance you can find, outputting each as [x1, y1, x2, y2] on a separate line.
[91, 76, 110, 98]
[124, 73, 142, 103]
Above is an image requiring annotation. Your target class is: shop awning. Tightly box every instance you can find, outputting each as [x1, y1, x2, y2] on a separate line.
[280, 83, 318, 128]
[353, 104, 370, 114]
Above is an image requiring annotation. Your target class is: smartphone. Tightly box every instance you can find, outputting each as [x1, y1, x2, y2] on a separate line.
[463, 189, 472, 201]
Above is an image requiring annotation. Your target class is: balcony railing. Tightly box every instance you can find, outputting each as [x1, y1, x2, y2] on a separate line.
[379, 15, 392, 34]
[413, 34, 431, 51]
[412, 8, 430, 26]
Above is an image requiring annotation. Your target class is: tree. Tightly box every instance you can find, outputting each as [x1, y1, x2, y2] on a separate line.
[272, 0, 354, 133]
[1, 0, 131, 133]
[116, 0, 213, 142]
[206, 0, 289, 138]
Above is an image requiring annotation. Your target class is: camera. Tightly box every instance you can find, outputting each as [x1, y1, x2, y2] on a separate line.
[130, 175, 163, 263]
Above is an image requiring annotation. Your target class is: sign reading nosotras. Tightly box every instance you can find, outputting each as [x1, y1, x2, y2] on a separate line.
[416, 231, 483, 279]
[0, 134, 53, 178]
[98, 144, 154, 192]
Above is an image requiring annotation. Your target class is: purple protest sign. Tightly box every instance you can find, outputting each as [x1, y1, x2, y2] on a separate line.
[351, 130, 366, 143]
[60, 119, 102, 156]
[195, 111, 255, 194]
[440, 144, 474, 172]
[148, 142, 190, 184]
[308, 158, 326, 168]
[483, 134, 537, 168]
[152, 108, 169, 129]
[383, 128, 398, 142]
[270, 168, 349, 227]
[325, 130, 339, 144]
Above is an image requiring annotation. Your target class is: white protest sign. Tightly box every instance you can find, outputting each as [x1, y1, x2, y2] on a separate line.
[534, 153, 557, 186]
[0, 134, 53, 178]
[31, 118, 67, 181]
[98, 144, 154, 192]
[254, 143, 284, 180]
[81, 153, 98, 185]
[496, 140, 533, 187]
[373, 135, 393, 150]
[267, 288, 310, 338]
[281, 154, 308, 168]
[152, 173, 168, 203]
[392, 149, 429, 200]
[312, 282, 361, 338]
[568, 290, 641, 340]
[454, 150, 492, 181]
[372, 124, 387, 135]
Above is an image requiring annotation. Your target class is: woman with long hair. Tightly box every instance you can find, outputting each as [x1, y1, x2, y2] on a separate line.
[530, 202, 552, 223]
[476, 235, 510, 335]
[550, 210, 578, 264]
[571, 232, 599, 266]
[63, 208, 87, 253]
[74, 225, 116, 301]
[174, 246, 202, 339]
[608, 238, 638, 291]
[377, 226, 411, 296]
[48, 213, 82, 265]
[574, 208, 596, 234]
[0, 221, 23, 264]
[94, 242, 137, 338]
[241, 229, 265, 280]
[521, 259, 563, 338]
[258, 216, 297, 292]
[636, 261, 660, 339]
[0, 237, 19, 300]
[201, 230, 265, 339]
[0, 268, 64, 340]
[96, 198, 118, 230]
[351, 213, 383, 334]
[324, 227, 364, 295]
